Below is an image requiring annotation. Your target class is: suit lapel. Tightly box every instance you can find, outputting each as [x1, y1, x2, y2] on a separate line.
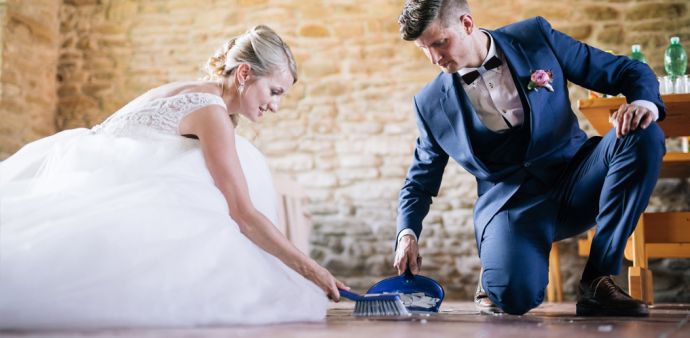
[492, 32, 533, 110]
[438, 73, 490, 178]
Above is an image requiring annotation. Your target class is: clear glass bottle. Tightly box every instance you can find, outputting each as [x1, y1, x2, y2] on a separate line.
[629, 44, 647, 63]
[664, 37, 688, 78]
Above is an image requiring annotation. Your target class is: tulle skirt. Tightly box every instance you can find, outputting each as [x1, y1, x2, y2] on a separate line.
[0, 129, 327, 329]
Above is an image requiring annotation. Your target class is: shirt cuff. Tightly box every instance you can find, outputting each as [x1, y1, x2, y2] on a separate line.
[631, 100, 659, 121]
[397, 229, 418, 243]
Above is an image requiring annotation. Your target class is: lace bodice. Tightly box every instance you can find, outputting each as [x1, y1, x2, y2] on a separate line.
[91, 92, 227, 138]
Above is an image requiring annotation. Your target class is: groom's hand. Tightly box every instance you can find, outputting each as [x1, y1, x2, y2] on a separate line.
[394, 234, 421, 275]
[610, 103, 655, 139]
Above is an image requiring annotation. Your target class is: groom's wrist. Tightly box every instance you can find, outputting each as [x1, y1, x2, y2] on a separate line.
[630, 99, 659, 121]
[397, 229, 417, 243]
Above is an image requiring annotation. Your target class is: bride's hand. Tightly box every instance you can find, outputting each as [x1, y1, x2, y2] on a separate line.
[305, 262, 349, 302]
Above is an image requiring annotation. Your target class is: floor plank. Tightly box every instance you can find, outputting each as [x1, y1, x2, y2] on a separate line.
[1, 302, 688, 338]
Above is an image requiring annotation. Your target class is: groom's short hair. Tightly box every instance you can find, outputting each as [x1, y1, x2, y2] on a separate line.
[399, 0, 470, 41]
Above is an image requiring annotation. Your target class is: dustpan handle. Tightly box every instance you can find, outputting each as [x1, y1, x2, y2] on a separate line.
[404, 255, 421, 280]
[404, 268, 415, 281]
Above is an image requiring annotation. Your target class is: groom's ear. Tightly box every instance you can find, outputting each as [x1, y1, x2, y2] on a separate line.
[460, 14, 474, 34]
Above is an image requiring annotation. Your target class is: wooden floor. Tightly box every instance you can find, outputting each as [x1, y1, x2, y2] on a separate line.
[2, 302, 688, 338]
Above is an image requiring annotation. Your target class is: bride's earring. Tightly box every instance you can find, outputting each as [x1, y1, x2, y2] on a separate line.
[238, 82, 245, 95]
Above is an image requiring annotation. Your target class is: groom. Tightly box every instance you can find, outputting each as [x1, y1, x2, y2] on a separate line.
[392, 0, 665, 316]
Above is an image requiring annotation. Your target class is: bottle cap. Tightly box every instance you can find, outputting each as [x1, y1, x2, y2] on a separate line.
[671, 36, 680, 44]
[632, 44, 641, 52]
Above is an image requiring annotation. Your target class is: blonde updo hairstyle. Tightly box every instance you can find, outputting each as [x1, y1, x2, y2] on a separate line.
[204, 25, 298, 125]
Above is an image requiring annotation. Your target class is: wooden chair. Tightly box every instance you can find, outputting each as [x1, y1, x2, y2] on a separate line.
[625, 212, 690, 303]
[548, 93, 690, 303]
[273, 173, 313, 254]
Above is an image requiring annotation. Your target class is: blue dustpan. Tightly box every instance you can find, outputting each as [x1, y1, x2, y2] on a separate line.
[367, 270, 444, 313]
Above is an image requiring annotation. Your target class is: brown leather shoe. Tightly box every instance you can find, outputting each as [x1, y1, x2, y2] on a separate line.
[474, 269, 503, 314]
[576, 276, 649, 317]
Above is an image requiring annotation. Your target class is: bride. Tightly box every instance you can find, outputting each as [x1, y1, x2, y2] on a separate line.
[0, 25, 346, 329]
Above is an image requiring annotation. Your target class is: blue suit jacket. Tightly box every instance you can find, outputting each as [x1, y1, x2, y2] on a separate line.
[396, 17, 665, 248]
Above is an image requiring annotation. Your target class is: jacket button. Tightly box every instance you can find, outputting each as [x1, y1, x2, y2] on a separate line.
[524, 162, 531, 167]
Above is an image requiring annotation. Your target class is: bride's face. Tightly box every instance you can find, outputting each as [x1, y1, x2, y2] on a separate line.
[239, 68, 294, 122]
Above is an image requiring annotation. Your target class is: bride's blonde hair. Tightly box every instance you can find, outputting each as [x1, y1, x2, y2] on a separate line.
[204, 25, 298, 126]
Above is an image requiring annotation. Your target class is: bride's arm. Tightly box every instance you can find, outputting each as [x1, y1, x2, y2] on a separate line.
[179, 106, 345, 300]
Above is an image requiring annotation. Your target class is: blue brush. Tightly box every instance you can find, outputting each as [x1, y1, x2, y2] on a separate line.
[367, 269, 445, 313]
[338, 289, 410, 317]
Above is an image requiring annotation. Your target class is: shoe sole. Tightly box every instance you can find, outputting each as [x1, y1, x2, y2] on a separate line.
[475, 305, 504, 315]
[576, 302, 649, 317]
[475, 299, 504, 315]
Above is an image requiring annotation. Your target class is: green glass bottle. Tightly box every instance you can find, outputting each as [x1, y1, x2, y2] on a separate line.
[629, 44, 647, 63]
[664, 36, 688, 78]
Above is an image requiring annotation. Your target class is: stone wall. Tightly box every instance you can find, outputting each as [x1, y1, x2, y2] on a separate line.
[1, 0, 689, 301]
[0, 0, 60, 158]
[0, 1, 5, 109]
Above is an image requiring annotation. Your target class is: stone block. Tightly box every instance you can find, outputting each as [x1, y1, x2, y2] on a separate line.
[584, 5, 620, 21]
[441, 209, 474, 235]
[339, 154, 380, 168]
[269, 154, 314, 171]
[596, 24, 624, 45]
[359, 136, 414, 155]
[104, 1, 138, 21]
[340, 121, 382, 135]
[297, 172, 338, 188]
[379, 165, 406, 178]
[260, 141, 298, 155]
[308, 80, 346, 97]
[81, 82, 111, 97]
[298, 24, 330, 38]
[64, 0, 99, 5]
[313, 154, 338, 170]
[301, 60, 340, 78]
[559, 24, 593, 41]
[333, 21, 364, 39]
[626, 3, 687, 21]
[336, 167, 379, 183]
[335, 179, 401, 201]
[632, 18, 690, 33]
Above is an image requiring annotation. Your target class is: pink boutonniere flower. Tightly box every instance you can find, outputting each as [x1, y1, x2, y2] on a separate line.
[527, 69, 554, 92]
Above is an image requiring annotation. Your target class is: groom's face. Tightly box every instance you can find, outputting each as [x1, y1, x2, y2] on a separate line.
[414, 18, 475, 73]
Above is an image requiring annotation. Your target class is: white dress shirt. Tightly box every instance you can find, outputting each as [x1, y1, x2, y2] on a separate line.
[458, 31, 524, 132]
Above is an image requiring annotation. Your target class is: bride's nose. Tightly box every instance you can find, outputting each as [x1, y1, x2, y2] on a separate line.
[269, 99, 279, 113]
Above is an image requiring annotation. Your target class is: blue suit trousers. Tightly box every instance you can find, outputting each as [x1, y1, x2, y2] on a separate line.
[480, 123, 665, 315]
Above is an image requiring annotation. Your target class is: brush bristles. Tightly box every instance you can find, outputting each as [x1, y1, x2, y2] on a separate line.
[352, 297, 410, 317]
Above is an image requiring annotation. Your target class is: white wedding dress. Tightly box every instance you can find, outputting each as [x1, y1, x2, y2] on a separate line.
[0, 92, 327, 329]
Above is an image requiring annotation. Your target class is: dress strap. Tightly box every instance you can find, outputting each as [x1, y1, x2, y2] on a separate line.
[162, 91, 226, 117]
[156, 92, 228, 135]
[191, 92, 227, 109]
